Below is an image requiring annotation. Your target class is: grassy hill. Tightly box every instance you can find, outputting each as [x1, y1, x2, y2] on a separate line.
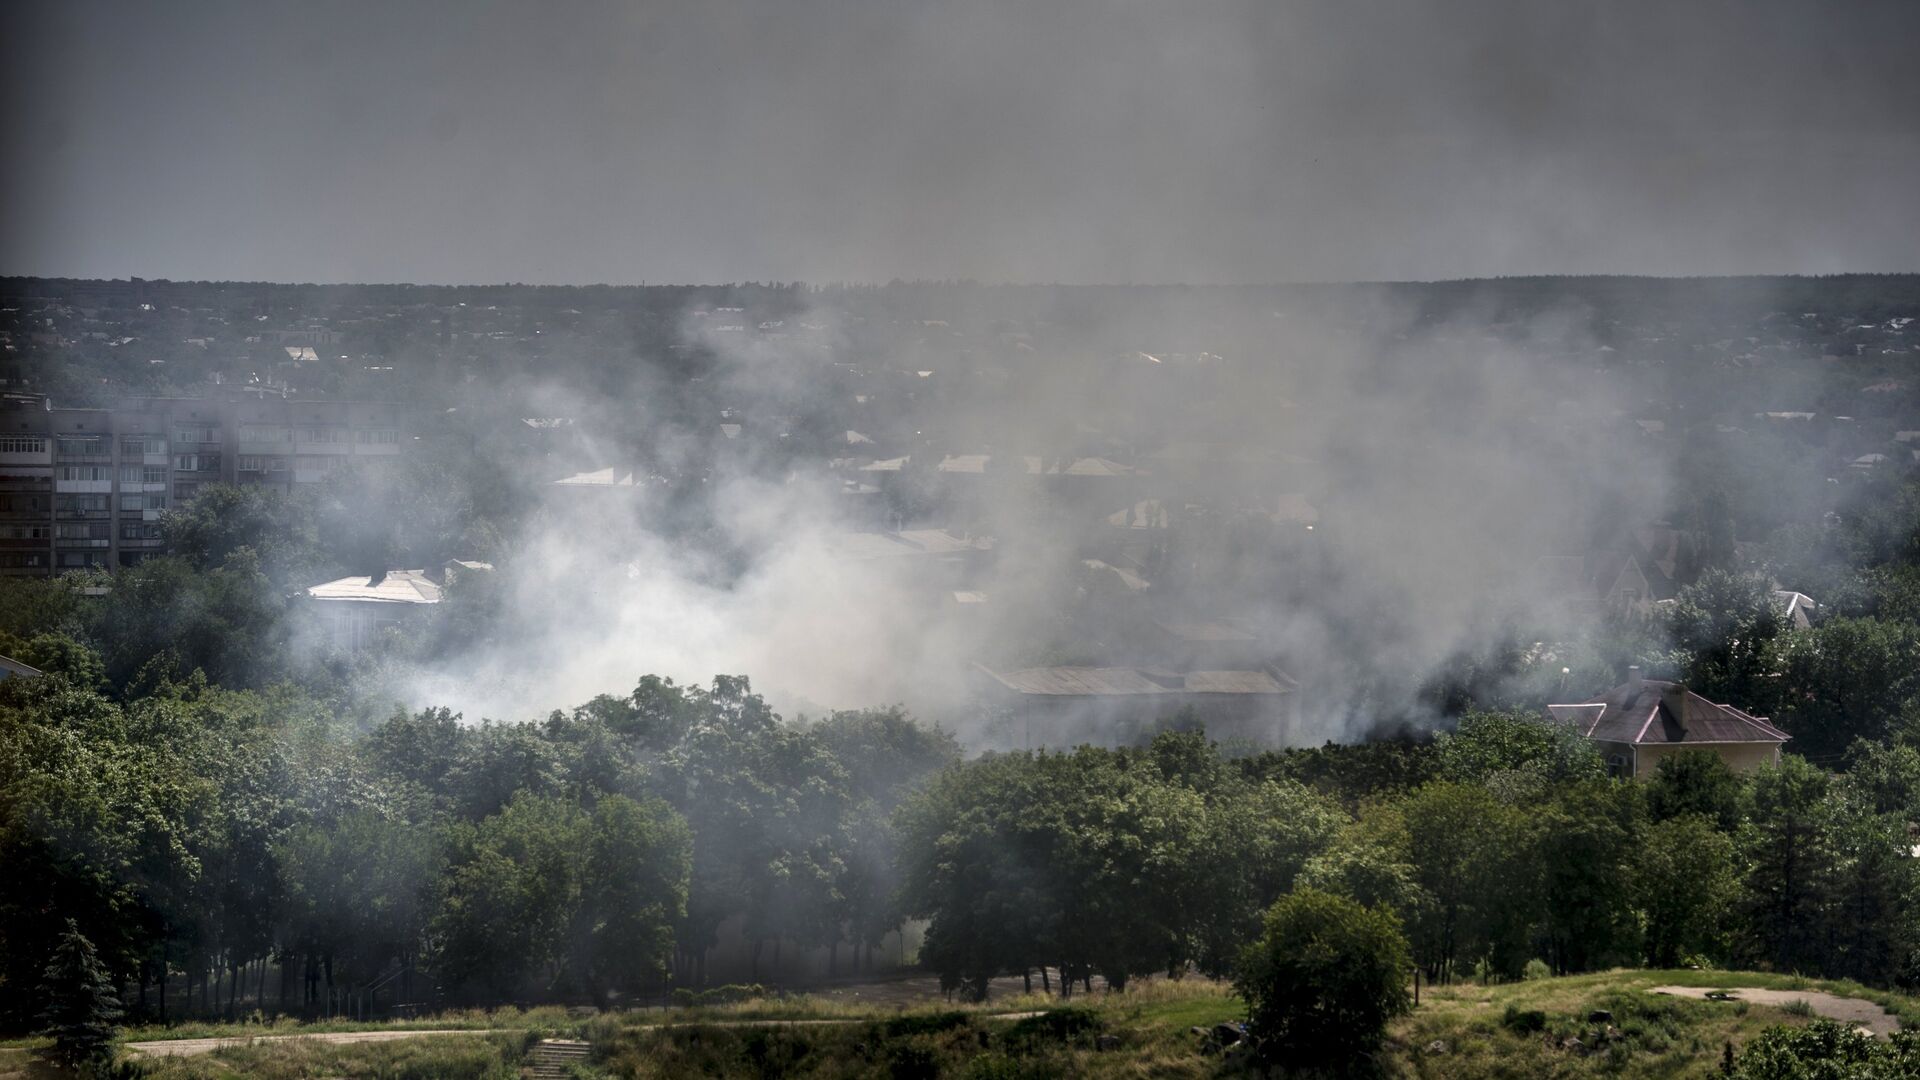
[5, 970, 1907, 1078]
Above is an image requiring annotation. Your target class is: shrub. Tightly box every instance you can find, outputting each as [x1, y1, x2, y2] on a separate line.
[1234, 889, 1412, 1071]
[1001, 1006, 1104, 1049]
[670, 983, 767, 1008]
[1523, 958, 1552, 981]
[1502, 1005, 1548, 1033]
[1725, 1020, 1920, 1078]
[882, 1011, 973, 1038]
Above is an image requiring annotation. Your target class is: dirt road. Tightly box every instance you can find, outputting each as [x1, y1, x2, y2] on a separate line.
[1651, 986, 1902, 1037]
[124, 1028, 508, 1058]
[124, 1011, 1048, 1058]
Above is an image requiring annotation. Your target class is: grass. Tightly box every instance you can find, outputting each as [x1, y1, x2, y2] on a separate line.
[1384, 968, 1920, 1079]
[95, 969, 1919, 1079]
[115, 1005, 571, 1043]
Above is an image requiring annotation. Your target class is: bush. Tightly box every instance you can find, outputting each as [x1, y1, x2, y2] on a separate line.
[1523, 958, 1551, 981]
[882, 1011, 973, 1038]
[1234, 889, 1412, 1071]
[670, 983, 767, 1008]
[1726, 1020, 1920, 1078]
[1001, 1006, 1104, 1049]
[1502, 1005, 1547, 1033]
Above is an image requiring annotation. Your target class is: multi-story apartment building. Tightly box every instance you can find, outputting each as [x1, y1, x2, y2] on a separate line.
[0, 393, 411, 576]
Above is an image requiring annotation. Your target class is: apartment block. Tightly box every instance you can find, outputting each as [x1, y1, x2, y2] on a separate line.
[0, 393, 411, 576]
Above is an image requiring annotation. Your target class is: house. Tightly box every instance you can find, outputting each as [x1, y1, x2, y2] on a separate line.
[0, 654, 44, 681]
[971, 662, 1298, 749]
[1545, 666, 1788, 779]
[306, 569, 443, 650]
[1772, 590, 1817, 630]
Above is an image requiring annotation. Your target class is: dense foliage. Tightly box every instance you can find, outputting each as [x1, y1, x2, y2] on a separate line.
[0, 667, 955, 1029]
[895, 723, 1920, 995]
[1234, 889, 1412, 1070]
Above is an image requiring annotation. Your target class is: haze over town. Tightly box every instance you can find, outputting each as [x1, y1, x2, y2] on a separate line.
[4, 3, 1920, 1078]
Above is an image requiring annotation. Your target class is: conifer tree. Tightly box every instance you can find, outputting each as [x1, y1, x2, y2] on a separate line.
[36, 920, 123, 1070]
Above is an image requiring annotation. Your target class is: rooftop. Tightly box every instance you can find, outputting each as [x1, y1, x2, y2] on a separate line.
[1547, 676, 1787, 746]
[307, 570, 443, 605]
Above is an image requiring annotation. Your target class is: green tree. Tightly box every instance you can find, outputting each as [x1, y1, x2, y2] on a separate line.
[1636, 814, 1739, 967]
[1536, 781, 1643, 973]
[431, 793, 591, 1000]
[1234, 889, 1412, 1073]
[1664, 569, 1784, 710]
[37, 920, 124, 1069]
[1739, 756, 1836, 974]
[1434, 710, 1604, 800]
[1772, 617, 1920, 759]
[1644, 748, 1745, 832]
[578, 794, 692, 1001]
[1398, 782, 1540, 981]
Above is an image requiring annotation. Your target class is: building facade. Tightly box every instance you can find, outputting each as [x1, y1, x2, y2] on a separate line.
[0, 393, 410, 576]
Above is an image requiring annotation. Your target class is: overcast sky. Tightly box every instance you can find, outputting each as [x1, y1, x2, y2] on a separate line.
[4, 0, 1918, 285]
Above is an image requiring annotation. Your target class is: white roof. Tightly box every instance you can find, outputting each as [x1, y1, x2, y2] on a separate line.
[307, 570, 442, 605]
[554, 467, 637, 487]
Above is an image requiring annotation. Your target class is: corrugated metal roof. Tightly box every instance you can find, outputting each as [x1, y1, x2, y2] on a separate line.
[307, 570, 442, 605]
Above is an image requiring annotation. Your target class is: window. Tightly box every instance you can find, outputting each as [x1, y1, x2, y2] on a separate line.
[1, 552, 48, 569]
[56, 435, 105, 456]
[0, 494, 48, 512]
[1607, 754, 1630, 780]
[54, 523, 109, 541]
[175, 425, 217, 444]
[266, 456, 288, 472]
[57, 551, 105, 568]
[58, 465, 110, 482]
[0, 435, 47, 454]
[143, 465, 168, 484]
[238, 424, 290, 442]
[298, 426, 347, 444]
[237, 455, 264, 472]
[0, 525, 49, 540]
[121, 434, 167, 455]
[119, 493, 166, 512]
[355, 428, 400, 445]
[121, 522, 162, 541]
[55, 494, 109, 513]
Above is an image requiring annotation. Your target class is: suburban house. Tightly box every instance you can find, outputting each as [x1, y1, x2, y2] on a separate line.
[971, 662, 1298, 749]
[306, 568, 444, 650]
[1545, 666, 1788, 779]
[0, 654, 44, 681]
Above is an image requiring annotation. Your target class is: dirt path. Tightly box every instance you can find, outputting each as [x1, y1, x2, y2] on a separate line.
[125, 1028, 509, 1058]
[1651, 986, 1902, 1037]
[124, 1012, 1047, 1058]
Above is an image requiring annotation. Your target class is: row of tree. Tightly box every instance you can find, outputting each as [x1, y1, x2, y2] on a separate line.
[0, 669, 956, 1030]
[895, 714, 1920, 998]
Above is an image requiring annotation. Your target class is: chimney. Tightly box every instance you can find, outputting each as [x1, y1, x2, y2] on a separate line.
[1627, 664, 1642, 686]
[1662, 682, 1690, 730]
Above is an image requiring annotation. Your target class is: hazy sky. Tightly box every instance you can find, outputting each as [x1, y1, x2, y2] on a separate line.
[4, 0, 1918, 285]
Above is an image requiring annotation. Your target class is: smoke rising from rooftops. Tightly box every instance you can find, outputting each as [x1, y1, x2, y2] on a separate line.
[397, 284, 1665, 745]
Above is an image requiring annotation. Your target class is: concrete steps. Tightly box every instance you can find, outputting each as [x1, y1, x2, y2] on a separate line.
[525, 1038, 591, 1079]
